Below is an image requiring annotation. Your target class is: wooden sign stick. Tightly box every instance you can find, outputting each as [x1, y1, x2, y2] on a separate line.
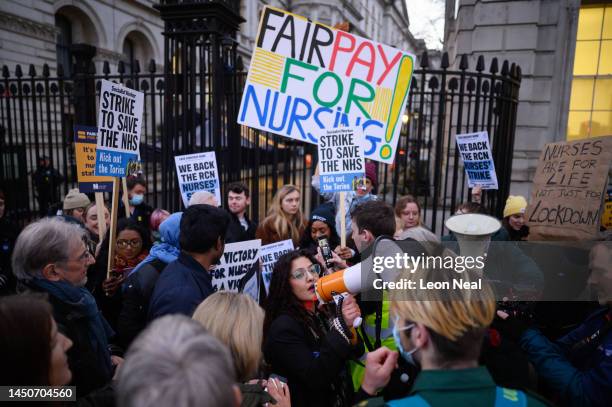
[121, 177, 130, 218]
[94, 192, 106, 241]
[106, 178, 120, 279]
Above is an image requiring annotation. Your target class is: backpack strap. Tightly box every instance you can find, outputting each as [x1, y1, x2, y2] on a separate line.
[386, 395, 430, 407]
[495, 387, 527, 407]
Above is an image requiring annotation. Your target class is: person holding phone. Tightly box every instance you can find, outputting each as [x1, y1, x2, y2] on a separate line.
[263, 249, 363, 407]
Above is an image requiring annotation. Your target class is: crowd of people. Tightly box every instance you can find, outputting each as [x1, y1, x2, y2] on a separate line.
[0, 165, 610, 407]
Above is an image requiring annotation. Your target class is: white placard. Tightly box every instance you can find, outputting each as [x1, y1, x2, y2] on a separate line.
[95, 80, 143, 177]
[455, 131, 498, 190]
[260, 239, 295, 293]
[174, 151, 221, 207]
[211, 239, 261, 292]
[317, 127, 366, 193]
[237, 6, 415, 164]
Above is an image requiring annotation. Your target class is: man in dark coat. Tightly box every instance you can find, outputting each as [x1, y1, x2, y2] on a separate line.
[12, 217, 116, 397]
[32, 156, 63, 216]
[225, 182, 257, 243]
[148, 204, 229, 320]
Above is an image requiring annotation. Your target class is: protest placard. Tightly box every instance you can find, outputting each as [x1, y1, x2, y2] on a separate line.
[73, 125, 113, 193]
[260, 239, 295, 293]
[237, 6, 415, 164]
[174, 152, 221, 207]
[318, 127, 365, 193]
[455, 131, 498, 189]
[95, 80, 143, 177]
[212, 239, 261, 292]
[526, 137, 612, 240]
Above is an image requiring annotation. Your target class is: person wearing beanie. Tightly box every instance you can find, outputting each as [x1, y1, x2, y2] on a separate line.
[312, 160, 378, 253]
[502, 195, 529, 241]
[62, 188, 91, 223]
[298, 202, 342, 256]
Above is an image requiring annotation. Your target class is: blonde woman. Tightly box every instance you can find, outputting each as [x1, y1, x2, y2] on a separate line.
[358, 266, 550, 406]
[256, 185, 307, 246]
[395, 195, 440, 243]
[193, 292, 290, 407]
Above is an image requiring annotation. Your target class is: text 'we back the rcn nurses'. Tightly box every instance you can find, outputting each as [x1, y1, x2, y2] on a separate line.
[238, 7, 415, 164]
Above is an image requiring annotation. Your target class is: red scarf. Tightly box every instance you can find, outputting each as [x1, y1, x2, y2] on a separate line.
[113, 251, 148, 275]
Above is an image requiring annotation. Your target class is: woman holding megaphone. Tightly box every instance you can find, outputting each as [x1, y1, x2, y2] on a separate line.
[263, 249, 364, 407]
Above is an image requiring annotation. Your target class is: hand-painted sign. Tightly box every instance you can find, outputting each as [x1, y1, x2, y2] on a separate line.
[95, 80, 143, 177]
[212, 239, 261, 292]
[238, 6, 415, 164]
[74, 125, 113, 192]
[526, 137, 612, 240]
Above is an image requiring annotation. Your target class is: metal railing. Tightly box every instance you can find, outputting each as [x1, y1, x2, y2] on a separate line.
[0, 1, 521, 231]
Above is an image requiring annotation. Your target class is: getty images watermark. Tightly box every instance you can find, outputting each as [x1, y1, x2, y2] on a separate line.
[371, 252, 487, 291]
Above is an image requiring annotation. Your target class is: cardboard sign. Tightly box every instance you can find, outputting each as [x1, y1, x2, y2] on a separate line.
[260, 239, 295, 293]
[455, 131, 498, 189]
[526, 137, 612, 240]
[95, 80, 143, 177]
[212, 239, 261, 292]
[174, 152, 221, 207]
[318, 127, 366, 193]
[73, 125, 113, 192]
[237, 6, 415, 164]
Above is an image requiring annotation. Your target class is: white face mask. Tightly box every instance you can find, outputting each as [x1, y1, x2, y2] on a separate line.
[393, 317, 419, 367]
[130, 194, 144, 206]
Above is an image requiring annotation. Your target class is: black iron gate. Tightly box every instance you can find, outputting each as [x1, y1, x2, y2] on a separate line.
[0, 1, 521, 233]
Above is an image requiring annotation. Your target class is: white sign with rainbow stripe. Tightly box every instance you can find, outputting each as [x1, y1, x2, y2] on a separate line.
[237, 7, 415, 164]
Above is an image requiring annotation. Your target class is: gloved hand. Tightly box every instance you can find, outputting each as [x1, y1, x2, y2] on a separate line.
[495, 309, 532, 342]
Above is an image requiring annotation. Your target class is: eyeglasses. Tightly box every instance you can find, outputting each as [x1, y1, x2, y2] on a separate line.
[77, 249, 93, 262]
[117, 239, 143, 249]
[290, 264, 321, 280]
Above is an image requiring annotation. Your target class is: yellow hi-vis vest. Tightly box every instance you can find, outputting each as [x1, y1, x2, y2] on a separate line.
[349, 298, 396, 391]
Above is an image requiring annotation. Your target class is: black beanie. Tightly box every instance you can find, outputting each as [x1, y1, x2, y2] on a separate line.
[310, 203, 335, 229]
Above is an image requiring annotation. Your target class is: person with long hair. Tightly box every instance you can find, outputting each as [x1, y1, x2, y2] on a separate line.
[83, 202, 111, 248]
[0, 295, 73, 386]
[193, 292, 291, 407]
[394, 195, 439, 243]
[263, 249, 363, 407]
[256, 185, 307, 246]
[502, 195, 529, 241]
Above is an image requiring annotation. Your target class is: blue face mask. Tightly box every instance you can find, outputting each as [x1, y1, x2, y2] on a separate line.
[393, 317, 419, 366]
[130, 194, 144, 206]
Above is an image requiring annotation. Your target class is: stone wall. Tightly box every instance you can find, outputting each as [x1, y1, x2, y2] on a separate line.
[445, 0, 581, 197]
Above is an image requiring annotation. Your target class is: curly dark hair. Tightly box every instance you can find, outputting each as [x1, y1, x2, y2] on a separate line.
[263, 249, 324, 341]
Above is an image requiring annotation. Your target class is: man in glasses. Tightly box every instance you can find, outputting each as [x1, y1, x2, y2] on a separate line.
[12, 217, 119, 397]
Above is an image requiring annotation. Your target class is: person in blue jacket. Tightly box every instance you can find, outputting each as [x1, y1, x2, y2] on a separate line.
[499, 243, 612, 406]
[148, 204, 229, 320]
